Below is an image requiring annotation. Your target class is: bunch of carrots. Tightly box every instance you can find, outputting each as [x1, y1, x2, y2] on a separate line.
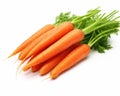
[9, 8, 120, 79]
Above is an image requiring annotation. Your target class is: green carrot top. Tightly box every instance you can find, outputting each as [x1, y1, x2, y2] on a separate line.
[54, 7, 120, 53]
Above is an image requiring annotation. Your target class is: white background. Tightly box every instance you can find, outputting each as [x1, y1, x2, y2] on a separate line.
[0, 0, 120, 96]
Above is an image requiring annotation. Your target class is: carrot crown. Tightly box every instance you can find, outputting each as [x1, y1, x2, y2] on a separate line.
[54, 7, 120, 53]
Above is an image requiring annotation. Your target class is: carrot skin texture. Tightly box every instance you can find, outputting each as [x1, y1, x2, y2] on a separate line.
[19, 25, 59, 60]
[18, 35, 43, 60]
[31, 64, 43, 72]
[39, 43, 79, 75]
[9, 24, 54, 57]
[39, 51, 69, 75]
[23, 29, 84, 71]
[21, 55, 37, 71]
[24, 22, 74, 60]
[50, 44, 91, 79]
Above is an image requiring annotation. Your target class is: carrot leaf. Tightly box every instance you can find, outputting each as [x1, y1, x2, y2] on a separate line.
[54, 7, 120, 53]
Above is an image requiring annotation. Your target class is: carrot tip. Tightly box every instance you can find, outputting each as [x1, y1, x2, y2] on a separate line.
[31, 69, 38, 72]
[49, 73, 58, 79]
[16, 63, 22, 73]
[23, 55, 29, 61]
[15, 62, 23, 79]
[49, 75, 54, 79]
[22, 66, 30, 71]
[8, 52, 15, 58]
[40, 70, 49, 76]
[20, 60, 25, 65]
[39, 70, 45, 76]
[7, 55, 13, 59]
[42, 76, 51, 81]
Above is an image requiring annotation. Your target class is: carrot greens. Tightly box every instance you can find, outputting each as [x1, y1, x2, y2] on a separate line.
[54, 8, 120, 53]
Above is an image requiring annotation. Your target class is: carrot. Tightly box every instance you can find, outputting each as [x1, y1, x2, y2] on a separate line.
[9, 24, 54, 57]
[31, 47, 73, 73]
[31, 64, 43, 72]
[19, 24, 63, 60]
[18, 54, 37, 71]
[23, 29, 84, 71]
[18, 31, 47, 60]
[50, 44, 90, 79]
[31, 43, 79, 73]
[23, 22, 74, 60]
[31, 49, 68, 72]
[39, 43, 79, 75]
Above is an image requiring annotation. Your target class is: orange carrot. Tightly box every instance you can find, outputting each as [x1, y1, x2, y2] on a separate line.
[19, 54, 37, 71]
[9, 24, 54, 57]
[50, 44, 90, 79]
[39, 43, 79, 75]
[23, 29, 84, 71]
[31, 43, 79, 73]
[23, 22, 74, 60]
[27, 44, 75, 72]
[18, 34, 45, 60]
[31, 64, 43, 72]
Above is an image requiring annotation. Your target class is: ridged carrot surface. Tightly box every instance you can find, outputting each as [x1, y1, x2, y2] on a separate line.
[39, 43, 79, 75]
[50, 44, 90, 79]
[23, 29, 84, 71]
[23, 22, 74, 60]
[9, 24, 54, 57]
